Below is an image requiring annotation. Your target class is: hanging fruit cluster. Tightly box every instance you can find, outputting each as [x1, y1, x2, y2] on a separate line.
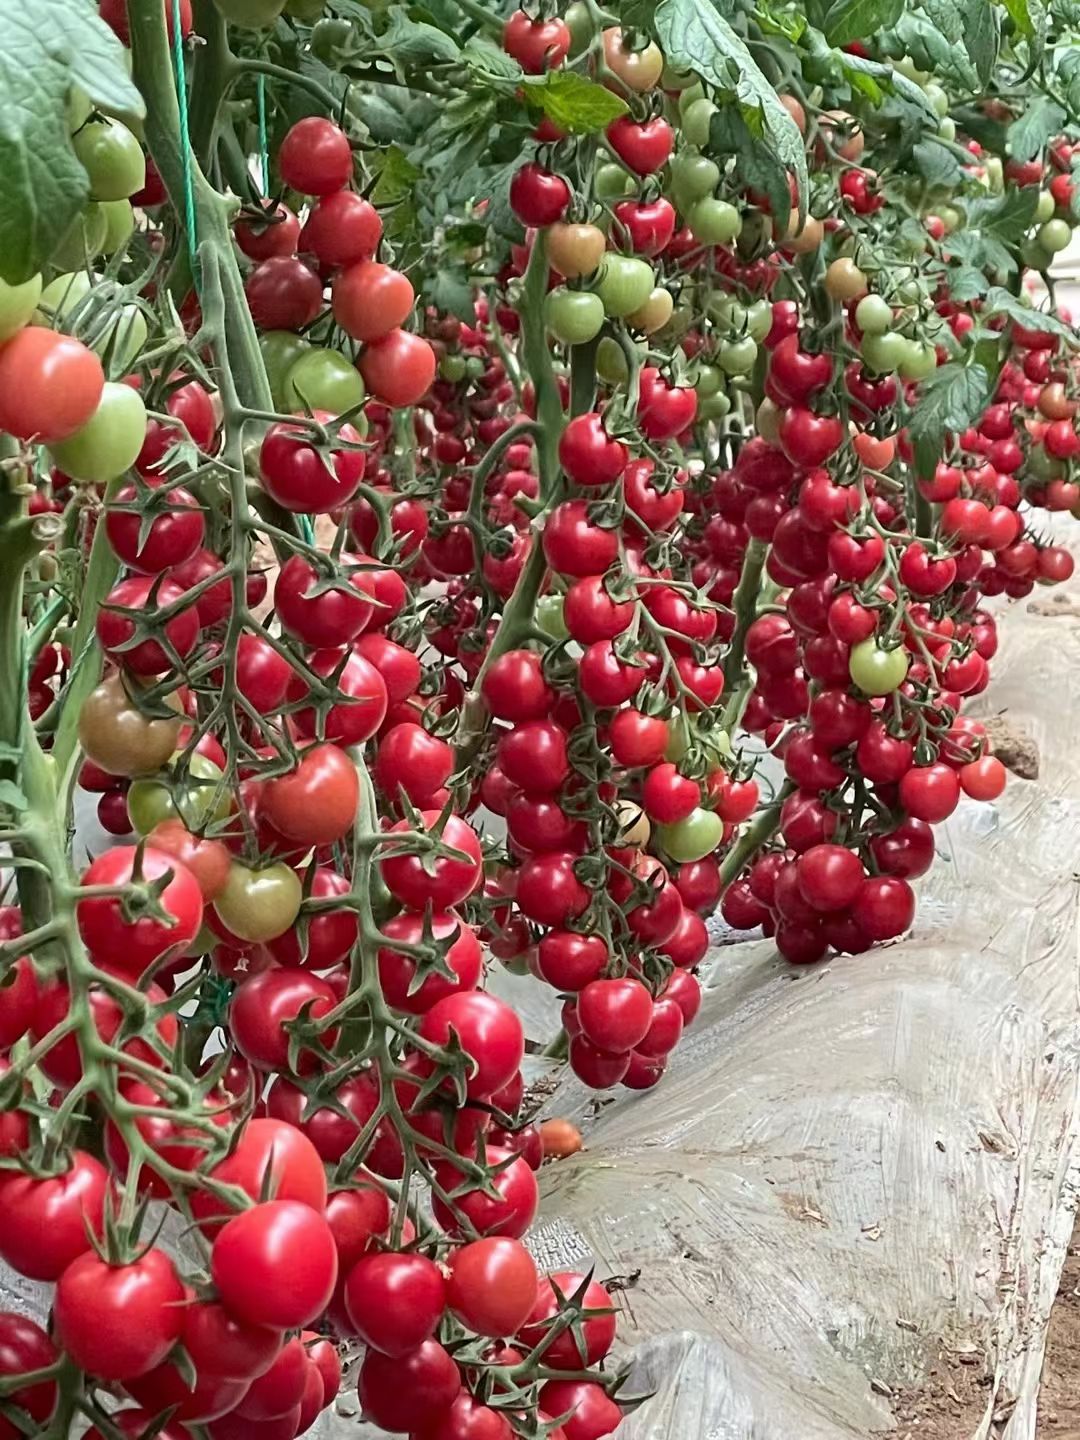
[0, 0, 1076, 1435]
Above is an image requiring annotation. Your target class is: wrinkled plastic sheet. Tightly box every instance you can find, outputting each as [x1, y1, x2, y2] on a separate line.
[529, 588, 1080, 1440]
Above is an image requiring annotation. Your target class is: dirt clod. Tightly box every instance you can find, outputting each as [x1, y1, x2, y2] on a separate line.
[983, 714, 1040, 781]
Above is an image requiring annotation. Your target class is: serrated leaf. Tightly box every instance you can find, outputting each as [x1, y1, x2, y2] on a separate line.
[0, 0, 144, 283]
[0, 780, 27, 813]
[908, 362, 992, 478]
[753, 0, 807, 40]
[913, 138, 964, 188]
[378, 5, 461, 63]
[967, 184, 1040, 240]
[371, 144, 422, 205]
[889, 12, 977, 88]
[1003, 0, 1036, 36]
[1006, 95, 1065, 162]
[947, 265, 990, 300]
[710, 104, 792, 236]
[462, 34, 524, 81]
[918, 0, 964, 41]
[823, 0, 903, 46]
[985, 286, 1079, 344]
[655, 0, 808, 218]
[424, 266, 477, 323]
[960, 0, 999, 84]
[522, 71, 629, 134]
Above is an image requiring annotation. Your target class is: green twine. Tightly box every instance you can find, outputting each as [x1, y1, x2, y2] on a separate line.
[256, 75, 270, 195]
[170, 0, 198, 263]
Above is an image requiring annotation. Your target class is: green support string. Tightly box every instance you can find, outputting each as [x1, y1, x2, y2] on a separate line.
[170, 0, 198, 265]
[257, 74, 270, 196]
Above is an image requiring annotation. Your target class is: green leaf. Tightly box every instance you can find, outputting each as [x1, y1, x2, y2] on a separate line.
[960, 0, 999, 84]
[522, 71, 629, 134]
[0, 780, 26, 814]
[947, 265, 990, 300]
[888, 12, 977, 87]
[0, 0, 143, 284]
[967, 184, 1040, 240]
[655, 0, 808, 219]
[823, 0, 903, 46]
[1003, 0, 1036, 36]
[753, 0, 807, 41]
[1006, 95, 1065, 162]
[371, 144, 422, 205]
[1057, 48, 1080, 116]
[710, 104, 792, 236]
[377, 5, 461, 63]
[984, 286, 1079, 344]
[918, 0, 965, 41]
[908, 362, 992, 478]
[913, 138, 964, 188]
[462, 34, 524, 82]
[424, 266, 477, 323]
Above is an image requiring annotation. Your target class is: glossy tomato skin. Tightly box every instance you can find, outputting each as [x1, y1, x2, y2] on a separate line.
[229, 969, 337, 1074]
[288, 646, 388, 747]
[0, 328, 104, 443]
[0, 1312, 57, 1436]
[418, 991, 525, 1099]
[279, 117, 354, 194]
[0, 1150, 108, 1280]
[96, 576, 200, 676]
[432, 1147, 539, 1238]
[518, 1272, 617, 1370]
[300, 190, 382, 268]
[343, 1251, 446, 1355]
[106, 479, 204, 574]
[332, 261, 414, 342]
[0, 955, 38, 1051]
[212, 1200, 338, 1330]
[325, 1182, 392, 1272]
[259, 416, 364, 513]
[275, 552, 375, 647]
[375, 722, 454, 806]
[191, 1117, 327, 1229]
[359, 329, 436, 407]
[446, 1236, 539, 1337]
[265, 865, 358, 970]
[358, 1340, 461, 1434]
[77, 845, 203, 977]
[234, 1335, 308, 1420]
[381, 811, 483, 909]
[181, 1300, 282, 1382]
[245, 257, 324, 331]
[54, 1247, 185, 1381]
[377, 910, 482, 1013]
[262, 744, 359, 846]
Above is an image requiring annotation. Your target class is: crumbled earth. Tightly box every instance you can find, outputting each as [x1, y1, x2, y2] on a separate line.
[983, 714, 1041, 781]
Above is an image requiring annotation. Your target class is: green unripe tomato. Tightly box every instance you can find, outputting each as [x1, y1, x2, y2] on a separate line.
[745, 297, 774, 343]
[860, 331, 908, 374]
[677, 82, 706, 115]
[707, 294, 745, 328]
[681, 98, 718, 148]
[661, 64, 697, 90]
[666, 721, 731, 766]
[855, 293, 892, 336]
[1038, 217, 1073, 253]
[284, 347, 367, 413]
[39, 271, 93, 321]
[923, 82, 950, 118]
[439, 354, 467, 382]
[697, 391, 731, 420]
[0, 274, 42, 343]
[687, 197, 742, 245]
[48, 382, 147, 483]
[260, 331, 311, 408]
[67, 87, 94, 134]
[104, 307, 149, 375]
[536, 594, 569, 640]
[310, 15, 351, 57]
[464, 355, 486, 379]
[1021, 237, 1055, 272]
[214, 863, 302, 944]
[595, 162, 635, 200]
[284, 0, 325, 18]
[937, 117, 956, 142]
[849, 638, 909, 695]
[545, 288, 605, 345]
[1028, 441, 1066, 479]
[1035, 190, 1057, 224]
[896, 338, 937, 381]
[73, 120, 145, 203]
[596, 336, 630, 383]
[100, 199, 135, 256]
[51, 205, 108, 269]
[211, 0, 287, 26]
[718, 335, 758, 376]
[694, 364, 724, 398]
[594, 255, 654, 317]
[670, 153, 720, 202]
[128, 754, 230, 834]
[985, 156, 1004, 193]
[657, 808, 724, 864]
[938, 204, 962, 233]
[895, 54, 929, 84]
[564, 0, 594, 55]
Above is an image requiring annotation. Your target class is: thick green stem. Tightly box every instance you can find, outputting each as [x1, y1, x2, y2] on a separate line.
[722, 537, 768, 699]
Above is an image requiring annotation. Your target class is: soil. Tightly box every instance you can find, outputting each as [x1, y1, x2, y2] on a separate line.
[882, 1217, 1080, 1439]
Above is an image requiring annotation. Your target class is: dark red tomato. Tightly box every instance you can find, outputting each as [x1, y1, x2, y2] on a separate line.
[381, 810, 483, 909]
[637, 369, 697, 441]
[357, 633, 422, 704]
[289, 646, 389, 746]
[613, 197, 677, 257]
[300, 190, 383, 269]
[482, 649, 554, 721]
[135, 378, 217, 474]
[568, 1033, 630, 1088]
[418, 990, 524, 1099]
[0, 1151, 107, 1281]
[0, 956, 38, 1051]
[181, 1300, 282, 1382]
[275, 552, 375, 647]
[536, 930, 608, 990]
[262, 743, 359, 847]
[235, 201, 300, 261]
[54, 1247, 185, 1381]
[358, 1340, 460, 1435]
[191, 1117, 327, 1229]
[32, 973, 177, 1090]
[509, 163, 571, 226]
[578, 977, 653, 1051]
[417, 1394, 514, 1440]
[265, 865, 357, 970]
[332, 261, 414, 343]
[796, 844, 865, 911]
[606, 115, 674, 174]
[518, 1272, 616, 1369]
[212, 1200, 338, 1330]
[661, 967, 702, 1024]
[898, 762, 961, 822]
[343, 1251, 445, 1355]
[378, 910, 482, 1013]
[229, 969, 337, 1074]
[515, 850, 590, 926]
[97, 575, 200, 676]
[259, 415, 364, 514]
[359, 329, 436, 407]
[432, 1146, 539, 1238]
[279, 117, 354, 195]
[265, 1073, 377, 1164]
[578, 640, 646, 706]
[446, 1236, 539, 1337]
[0, 328, 104, 444]
[543, 500, 620, 576]
[540, 1380, 622, 1440]
[808, 688, 870, 748]
[869, 817, 935, 879]
[97, 789, 132, 835]
[496, 719, 570, 793]
[855, 720, 914, 785]
[503, 10, 570, 70]
[852, 875, 915, 941]
[245, 256, 323, 330]
[0, 1059, 27, 1157]
[105, 479, 204, 574]
[100, 0, 192, 42]
[375, 722, 453, 805]
[0, 1312, 57, 1437]
[625, 859, 682, 945]
[171, 547, 233, 627]
[234, 1335, 308, 1420]
[77, 844, 203, 978]
[658, 905, 708, 968]
[674, 855, 722, 915]
[126, 1359, 250, 1424]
